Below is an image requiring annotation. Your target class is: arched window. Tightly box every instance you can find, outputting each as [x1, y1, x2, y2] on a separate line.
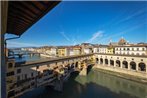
[138, 63, 146, 71]
[122, 61, 128, 68]
[110, 60, 114, 66]
[100, 58, 103, 64]
[116, 60, 120, 67]
[96, 58, 99, 63]
[130, 61, 136, 70]
[8, 63, 13, 68]
[105, 59, 108, 65]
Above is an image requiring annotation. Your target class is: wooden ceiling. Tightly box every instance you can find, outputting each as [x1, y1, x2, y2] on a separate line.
[6, 1, 60, 36]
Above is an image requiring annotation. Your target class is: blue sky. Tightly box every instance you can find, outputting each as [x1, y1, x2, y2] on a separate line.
[6, 1, 147, 47]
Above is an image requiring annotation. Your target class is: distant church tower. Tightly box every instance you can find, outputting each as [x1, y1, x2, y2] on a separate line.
[109, 39, 112, 45]
[118, 37, 127, 45]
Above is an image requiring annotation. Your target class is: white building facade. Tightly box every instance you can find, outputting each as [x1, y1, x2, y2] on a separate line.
[84, 48, 93, 54]
[98, 45, 108, 54]
[93, 46, 99, 53]
[115, 45, 147, 55]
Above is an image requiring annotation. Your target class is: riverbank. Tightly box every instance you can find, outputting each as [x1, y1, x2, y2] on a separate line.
[93, 65, 147, 84]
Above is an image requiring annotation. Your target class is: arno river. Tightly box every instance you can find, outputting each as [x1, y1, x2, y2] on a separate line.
[20, 69, 147, 98]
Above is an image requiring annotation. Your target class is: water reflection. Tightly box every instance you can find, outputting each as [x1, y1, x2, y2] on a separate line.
[76, 69, 147, 98]
[20, 69, 147, 98]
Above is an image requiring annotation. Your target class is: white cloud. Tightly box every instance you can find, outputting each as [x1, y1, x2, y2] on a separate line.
[86, 30, 104, 43]
[60, 31, 79, 45]
[114, 9, 146, 25]
[60, 32, 71, 41]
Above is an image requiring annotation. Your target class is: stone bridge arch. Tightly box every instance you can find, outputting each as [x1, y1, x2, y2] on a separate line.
[122, 61, 128, 69]
[100, 58, 103, 65]
[110, 60, 114, 66]
[138, 62, 146, 72]
[70, 63, 75, 69]
[96, 58, 99, 64]
[116, 60, 120, 67]
[130, 61, 136, 70]
[105, 59, 108, 65]
[75, 62, 78, 68]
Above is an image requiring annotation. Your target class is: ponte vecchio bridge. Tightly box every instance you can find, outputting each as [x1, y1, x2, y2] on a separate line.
[6, 53, 147, 98]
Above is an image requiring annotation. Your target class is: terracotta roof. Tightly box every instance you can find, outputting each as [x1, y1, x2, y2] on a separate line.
[118, 38, 127, 45]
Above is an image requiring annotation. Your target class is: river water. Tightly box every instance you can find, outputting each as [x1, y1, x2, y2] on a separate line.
[20, 69, 147, 98]
[12, 50, 48, 62]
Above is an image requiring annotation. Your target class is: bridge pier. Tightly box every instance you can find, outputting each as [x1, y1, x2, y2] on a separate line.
[18, 54, 23, 58]
[54, 78, 63, 92]
[53, 70, 64, 92]
[79, 63, 87, 76]
[79, 67, 87, 76]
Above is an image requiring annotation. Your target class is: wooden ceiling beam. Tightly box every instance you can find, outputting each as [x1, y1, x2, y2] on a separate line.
[6, 1, 61, 36]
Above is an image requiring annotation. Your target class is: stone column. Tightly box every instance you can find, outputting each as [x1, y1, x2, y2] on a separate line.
[79, 63, 87, 76]
[128, 61, 130, 70]
[103, 59, 105, 66]
[98, 59, 100, 65]
[114, 60, 116, 67]
[78, 62, 81, 69]
[120, 61, 123, 68]
[136, 62, 139, 71]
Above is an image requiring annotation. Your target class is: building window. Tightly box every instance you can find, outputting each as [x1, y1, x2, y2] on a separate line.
[7, 71, 14, 76]
[31, 73, 33, 77]
[17, 69, 21, 74]
[137, 48, 139, 51]
[132, 48, 134, 51]
[124, 48, 125, 50]
[17, 76, 20, 81]
[8, 90, 14, 97]
[37, 66, 39, 69]
[127, 48, 129, 51]
[142, 48, 145, 51]
[25, 74, 27, 79]
[8, 63, 13, 68]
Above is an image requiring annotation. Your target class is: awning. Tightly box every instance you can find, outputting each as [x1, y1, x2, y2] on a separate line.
[6, 1, 60, 36]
